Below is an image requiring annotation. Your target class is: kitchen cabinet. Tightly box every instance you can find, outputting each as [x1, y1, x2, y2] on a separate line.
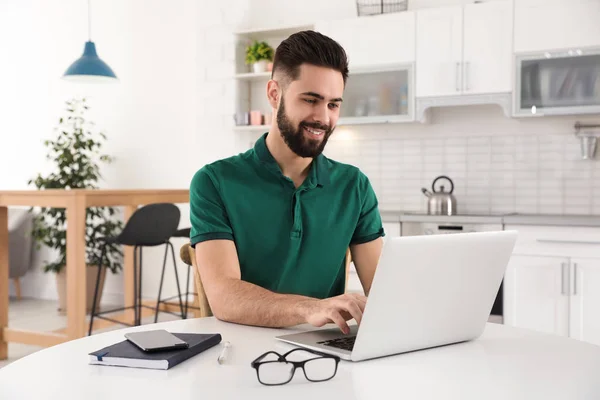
[315, 14, 416, 124]
[514, 0, 600, 53]
[416, 1, 512, 97]
[383, 222, 401, 239]
[462, 1, 513, 94]
[503, 255, 569, 337]
[503, 225, 600, 346]
[514, 49, 600, 117]
[315, 11, 415, 68]
[347, 221, 399, 294]
[569, 259, 600, 346]
[415, 6, 462, 97]
[338, 65, 414, 125]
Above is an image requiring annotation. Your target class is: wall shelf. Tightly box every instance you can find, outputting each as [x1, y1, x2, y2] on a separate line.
[233, 125, 270, 132]
[234, 72, 271, 81]
[234, 24, 314, 40]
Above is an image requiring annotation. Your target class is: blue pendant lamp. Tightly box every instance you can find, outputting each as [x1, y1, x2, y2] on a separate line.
[63, 0, 118, 82]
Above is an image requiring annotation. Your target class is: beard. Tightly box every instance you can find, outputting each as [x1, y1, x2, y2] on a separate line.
[276, 94, 334, 158]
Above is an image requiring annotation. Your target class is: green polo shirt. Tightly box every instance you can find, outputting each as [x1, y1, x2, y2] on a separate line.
[189, 133, 384, 299]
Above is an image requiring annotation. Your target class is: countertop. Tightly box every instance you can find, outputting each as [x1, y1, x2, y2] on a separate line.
[379, 210, 600, 227]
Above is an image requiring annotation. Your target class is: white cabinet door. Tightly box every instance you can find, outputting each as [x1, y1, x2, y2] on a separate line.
[514, 0, 600, 52]
[383, 222, 401, 238]
[462, 1, 513, 94]
[315, 12, 415, 69]
[503, 255, 569, 337]
[569, 258, 600, 346]
[416, 6, 463, 97]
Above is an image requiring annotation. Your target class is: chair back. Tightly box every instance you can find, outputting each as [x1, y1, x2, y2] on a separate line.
[117, 203, 180, 246]
[180, 243, 213, 317]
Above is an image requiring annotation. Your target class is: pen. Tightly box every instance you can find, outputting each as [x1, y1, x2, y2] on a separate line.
[217, 341, 231, 365]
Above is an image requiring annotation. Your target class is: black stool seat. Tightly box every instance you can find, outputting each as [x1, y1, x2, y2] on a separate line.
[172, 228, 191, 238]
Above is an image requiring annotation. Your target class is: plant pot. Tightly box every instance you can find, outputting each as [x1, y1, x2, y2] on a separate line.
[252, 60, 269, 73]
[56, 264, 107, 315]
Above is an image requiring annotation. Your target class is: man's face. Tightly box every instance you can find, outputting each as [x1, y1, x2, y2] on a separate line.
[276, 64, 344, 158]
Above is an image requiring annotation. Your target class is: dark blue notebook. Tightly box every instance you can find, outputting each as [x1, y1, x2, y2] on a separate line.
[89, 332, 222, 370]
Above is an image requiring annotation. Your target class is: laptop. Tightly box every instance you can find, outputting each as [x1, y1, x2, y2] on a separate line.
[275, 230, 517, 362]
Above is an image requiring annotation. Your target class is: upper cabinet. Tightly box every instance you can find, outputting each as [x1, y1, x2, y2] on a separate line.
[515, 49, 600, 116]
[315, 13, 416, 124]
[462, 1, 513, 95]
[315, 11, 415, 68]
[416, 1, 513, 98]
[513, 0, 600, 116]
[514, 0, 600, 53]
[415, 6, 463, 97]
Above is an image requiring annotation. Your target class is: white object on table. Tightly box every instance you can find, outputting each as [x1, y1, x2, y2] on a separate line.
[1, 317, 600, 399]
[217, 341, 231, 365]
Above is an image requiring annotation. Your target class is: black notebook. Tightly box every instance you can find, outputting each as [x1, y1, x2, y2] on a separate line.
[89, 333, 222, 370]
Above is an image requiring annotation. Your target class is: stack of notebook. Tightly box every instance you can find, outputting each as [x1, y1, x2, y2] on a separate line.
[89, 333, 222, 370]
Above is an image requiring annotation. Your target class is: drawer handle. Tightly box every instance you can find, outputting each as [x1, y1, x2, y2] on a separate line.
[536, 239, 600, 245]
[573, 263, 578, 296]
[561, 263, 568, 296]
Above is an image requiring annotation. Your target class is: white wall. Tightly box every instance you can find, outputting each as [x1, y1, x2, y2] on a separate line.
[0, 0, 210, 304]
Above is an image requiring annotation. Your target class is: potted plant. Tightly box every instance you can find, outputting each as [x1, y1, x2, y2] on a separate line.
[28, 98, 124, 314]
[245, 40, 274, 73]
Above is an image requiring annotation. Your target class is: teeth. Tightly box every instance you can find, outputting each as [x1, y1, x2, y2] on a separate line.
[305, 127, 324, 135]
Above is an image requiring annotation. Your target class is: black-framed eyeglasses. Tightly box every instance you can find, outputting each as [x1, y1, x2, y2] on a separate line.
[250, 348, 340, 386]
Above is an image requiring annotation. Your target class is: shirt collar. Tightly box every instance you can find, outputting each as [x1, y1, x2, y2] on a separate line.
[254, 132, 330, 187]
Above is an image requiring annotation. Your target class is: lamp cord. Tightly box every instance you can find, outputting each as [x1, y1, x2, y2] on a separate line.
[88, 0, 91, 41]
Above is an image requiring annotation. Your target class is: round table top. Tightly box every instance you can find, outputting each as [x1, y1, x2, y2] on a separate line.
[2, 317, 600, 399]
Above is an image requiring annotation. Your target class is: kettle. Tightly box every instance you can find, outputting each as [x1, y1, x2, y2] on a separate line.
[421, 175, 457, 215]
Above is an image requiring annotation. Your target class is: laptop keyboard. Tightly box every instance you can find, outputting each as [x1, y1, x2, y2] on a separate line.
[317, 336, 356, 351]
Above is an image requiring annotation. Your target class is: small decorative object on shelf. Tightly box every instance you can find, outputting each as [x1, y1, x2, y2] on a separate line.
[234, 112, 250, 126]
[245, 40, 275, 73]
[250, 110, 263, 126]
[356, 0, 408, 16]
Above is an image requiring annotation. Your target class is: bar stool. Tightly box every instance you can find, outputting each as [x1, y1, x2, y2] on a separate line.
[88, 203, 185, 335]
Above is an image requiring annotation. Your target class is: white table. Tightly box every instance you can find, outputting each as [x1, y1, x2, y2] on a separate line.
[1, 317, 600, 399]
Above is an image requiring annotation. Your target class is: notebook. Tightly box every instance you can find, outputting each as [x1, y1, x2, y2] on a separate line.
[89, 332, 222, 370]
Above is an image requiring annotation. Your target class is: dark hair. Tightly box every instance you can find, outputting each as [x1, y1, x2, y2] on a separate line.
[271, 30, 349, 85]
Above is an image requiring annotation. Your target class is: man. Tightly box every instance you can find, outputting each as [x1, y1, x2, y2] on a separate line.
[190, 30, 384, 334]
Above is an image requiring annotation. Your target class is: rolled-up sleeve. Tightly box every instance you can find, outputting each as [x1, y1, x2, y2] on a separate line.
[189, 165, 234, 247]
[351, 172, 385, 245]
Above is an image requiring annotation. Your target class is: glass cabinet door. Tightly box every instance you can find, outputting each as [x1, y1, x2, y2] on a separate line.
[516, 49, 600, 116]
[339, 66, 413, 124]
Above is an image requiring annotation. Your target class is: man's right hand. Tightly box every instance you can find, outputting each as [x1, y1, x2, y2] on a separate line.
[298, 293, 368, 334]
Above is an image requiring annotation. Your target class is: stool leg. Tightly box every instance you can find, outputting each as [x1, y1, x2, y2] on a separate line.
[137, 246, 143, 326]
[88, 244, 106, 336]
[133, 246, 139, 326]
[184, 264, 191, 319]
[154, 243, 170, 323]
[169, 242, 185, 319]
[12, 278, 21, 300]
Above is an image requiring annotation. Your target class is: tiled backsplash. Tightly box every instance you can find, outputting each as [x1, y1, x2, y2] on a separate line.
[237, 105, 600, 215]
[326, 132, 600, 215]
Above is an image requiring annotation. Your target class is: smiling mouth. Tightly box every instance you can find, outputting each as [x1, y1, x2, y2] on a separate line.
[303, 126, 325, 137]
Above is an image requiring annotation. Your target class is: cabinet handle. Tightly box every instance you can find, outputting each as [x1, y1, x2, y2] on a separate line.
[536, 239, 600, 245]
[464, 61, 470, 91]
[561, 262, 568, 295]
[573, 263, 578, 295]
[455, 62, 460, 91]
